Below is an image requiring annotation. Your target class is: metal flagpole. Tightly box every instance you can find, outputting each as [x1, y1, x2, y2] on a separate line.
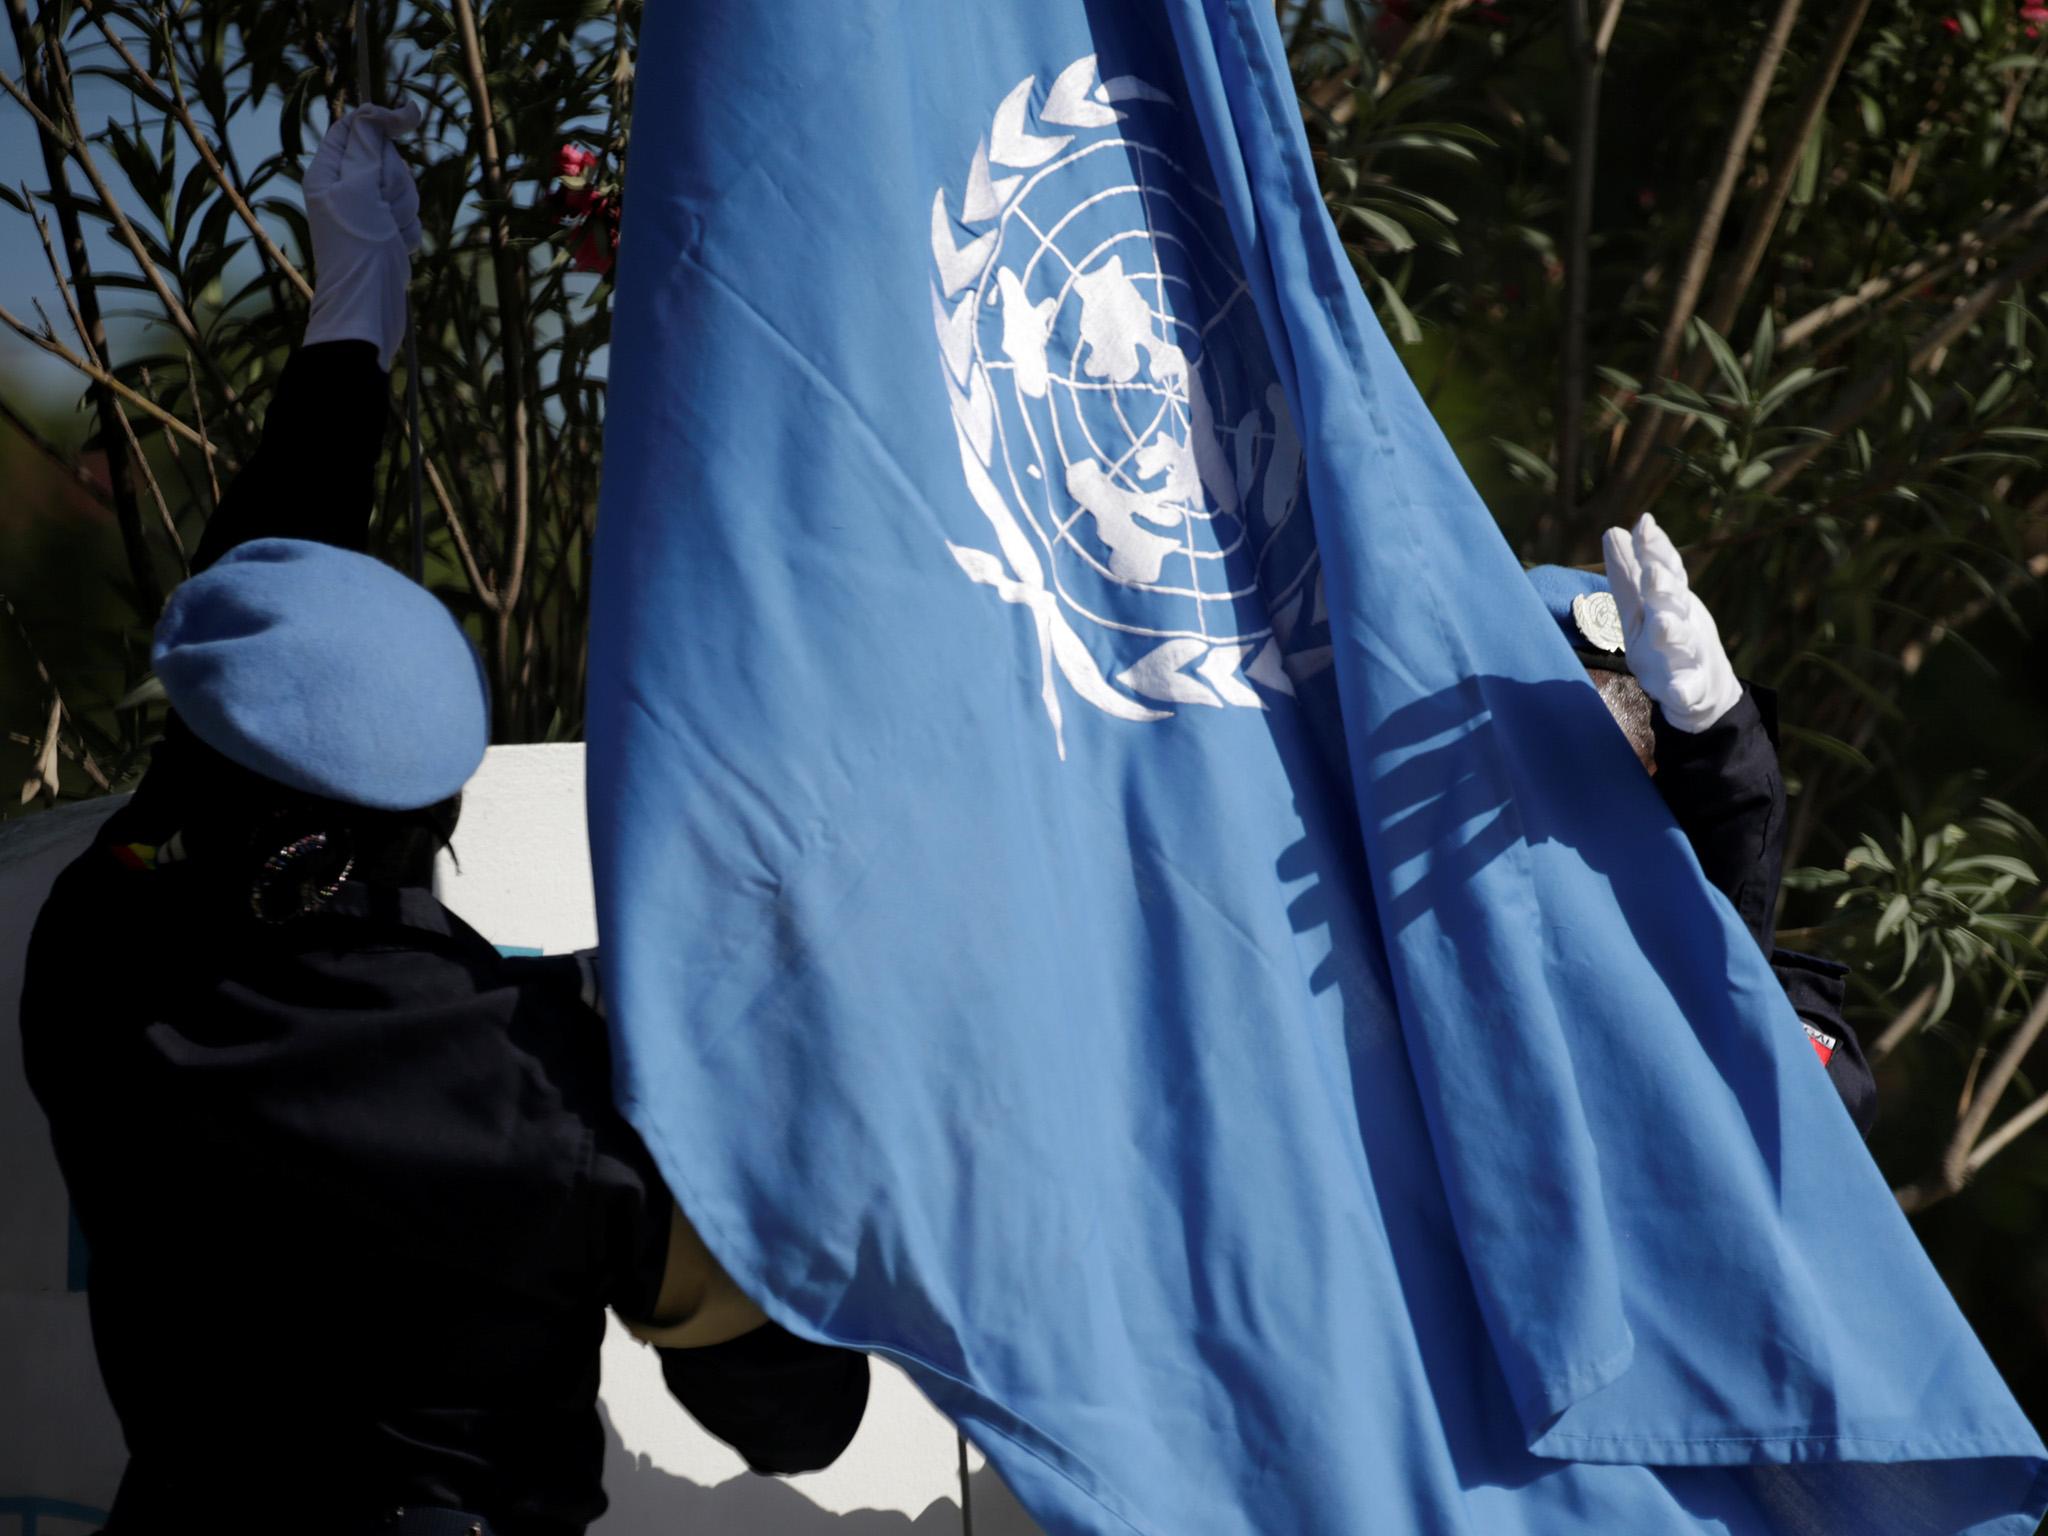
[353, 4, 427, 586]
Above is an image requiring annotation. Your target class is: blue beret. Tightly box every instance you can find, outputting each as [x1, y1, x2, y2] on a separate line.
[1525, 564, 1627, 664]
[153, 539, 489, 810]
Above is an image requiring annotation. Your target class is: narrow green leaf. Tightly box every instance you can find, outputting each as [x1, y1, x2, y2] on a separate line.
[171, 159, 214, 255]
[1792, 129, 1823, 209]
[1930, 947, 1956, 1024]
[1750, 310, 1776, 389]
[1788, 652, 1905, 723]
[1371, 133, 1482, 165]
[1754, 366, 1836, 424]
[116, 675, 167, 709]
[1374, 273, 1421, 345]
[1691, 319, 1751, 407]
[1346, 204, 1416, 252]
[1973, 370, 2017, 420]
[1780, 723, 1876, 773]
[1876, 892, 1912, 944]
[1492, 437, 1558, 490]
[1949, 854, 2039, 884]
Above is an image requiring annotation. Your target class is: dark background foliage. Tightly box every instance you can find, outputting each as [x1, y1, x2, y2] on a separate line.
[4, 0, 2047, 1440]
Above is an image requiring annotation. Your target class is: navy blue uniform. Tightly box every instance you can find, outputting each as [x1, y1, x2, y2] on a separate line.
[1653, 687, 1876, 1133]
[21, 343, 867, 1535]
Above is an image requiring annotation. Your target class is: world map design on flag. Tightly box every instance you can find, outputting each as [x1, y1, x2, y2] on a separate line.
[929, 54, 1330, 757]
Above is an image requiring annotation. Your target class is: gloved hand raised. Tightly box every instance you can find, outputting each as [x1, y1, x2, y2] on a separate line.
[303, 102, 423, 370]
[1600, 512, 1743, 734]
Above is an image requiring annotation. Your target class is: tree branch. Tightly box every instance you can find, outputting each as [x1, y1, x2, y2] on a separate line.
[1899, 553, 2048, 678]
[0, 56, 253, 437]
[1375, 0, 1479, 98]
[1870, 982, 1938, 1064]
[1896, 983, 2048, 1212]
[452, 0, 534, 724]
[1545, 0, 1625, 552]
[1966, 1090, 2048, 1176]
[1778, 191, 2048, 352]
[0, 394, 110, 507]
[3, 0, 158, 616]
[0, 298, 222, 455]
[2, 591, 110, 799]
[1762, 228, 2048, 496]
[1596, 0, 1806, 517]
[79, 0, 315, 304]
[1697, 0, 1875, 347]
[24, 178, 188, 575]
[182, 357, 219, 507]
[411, 397, 495, 608]
[1615, 0, 1879, 518]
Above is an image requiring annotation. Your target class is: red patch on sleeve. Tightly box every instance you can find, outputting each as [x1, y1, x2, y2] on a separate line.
[1802, 1022, 1837, 1067]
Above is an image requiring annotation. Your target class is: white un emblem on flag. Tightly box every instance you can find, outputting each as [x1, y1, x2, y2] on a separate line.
[931, 54, 1330, 758]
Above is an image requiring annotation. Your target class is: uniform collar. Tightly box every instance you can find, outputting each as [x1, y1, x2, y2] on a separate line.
[317, 880, 490, 949]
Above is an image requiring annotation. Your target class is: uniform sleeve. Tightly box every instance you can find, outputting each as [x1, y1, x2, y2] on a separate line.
[526, 951, 873, 1474]
[600, 1127, 872, 1476]
[617, 1203, 768, 1348]
[1771, 948, 1878, 1137]
[600, 1151, 871, 1475]
[656, 1324, 871, 1476]
[1649, 684, 1784, 954]
[111, 343, 391, 837]
[602, 1174, 871, 1474]
[190, 340, 390, 571]
[1652, 688, 1878, 1133]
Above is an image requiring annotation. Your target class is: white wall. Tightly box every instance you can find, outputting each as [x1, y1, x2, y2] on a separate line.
[0, 798, 125, 1536]
[0, 746, 1040, 1535]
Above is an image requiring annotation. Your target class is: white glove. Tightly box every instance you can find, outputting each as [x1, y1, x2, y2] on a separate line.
[1600, 513, 1743, 734]
[303, 102, 423, 369]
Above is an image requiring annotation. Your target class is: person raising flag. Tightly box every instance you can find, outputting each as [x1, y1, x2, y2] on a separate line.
[1529, 514, 1876, 1135]
[21, 103, 867, 1536]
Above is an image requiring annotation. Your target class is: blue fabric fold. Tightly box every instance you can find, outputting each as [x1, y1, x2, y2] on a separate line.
[589, 2, 2048, 1530]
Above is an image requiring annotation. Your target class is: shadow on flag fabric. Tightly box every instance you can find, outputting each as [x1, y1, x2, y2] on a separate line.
[589, 4, 2048, 1532]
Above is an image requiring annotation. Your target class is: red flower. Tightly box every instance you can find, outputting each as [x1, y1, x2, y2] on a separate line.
[1939, 15, 1961, 31]
[568, 194, 621, 274]
[551, 142, 620, 276]
[555, 143, 601, 217]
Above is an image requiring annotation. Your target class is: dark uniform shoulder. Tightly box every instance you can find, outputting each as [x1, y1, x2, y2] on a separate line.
[1770, 948, 1877, 1136]
[22, 864, 667, 1527]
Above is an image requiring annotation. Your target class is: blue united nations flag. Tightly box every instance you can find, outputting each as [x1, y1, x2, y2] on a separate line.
[589, 4, 2048, 1532]
[925, 59, 1322, 756]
